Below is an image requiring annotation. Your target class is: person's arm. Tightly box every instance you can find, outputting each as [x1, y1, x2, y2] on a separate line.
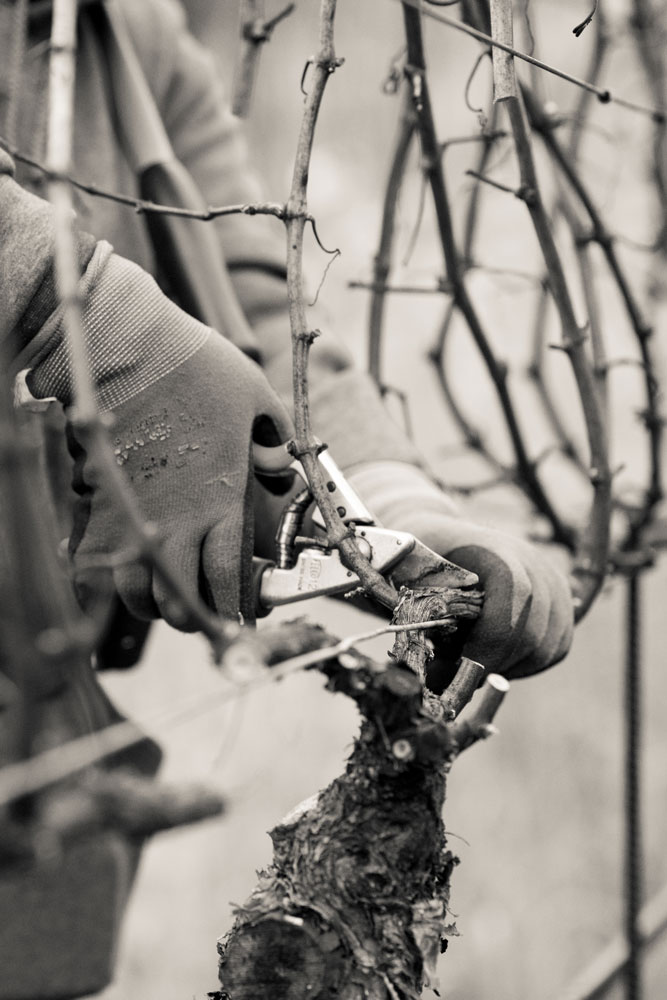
[128, 8, 574, 674]
[1, 150, 293, 625]
[127, 0, 426, 450]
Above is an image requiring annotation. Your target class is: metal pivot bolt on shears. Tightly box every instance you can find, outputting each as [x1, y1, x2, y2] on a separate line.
[252, 441, 480, 617]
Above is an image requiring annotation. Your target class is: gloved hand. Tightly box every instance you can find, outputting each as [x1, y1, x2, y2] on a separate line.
[346, 461, 574, 679]
[27, 245, 293, 626]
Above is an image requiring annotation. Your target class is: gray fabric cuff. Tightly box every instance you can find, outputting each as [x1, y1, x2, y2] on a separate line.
[27, 242, 210, 410]
[346, 461, 460, 526]
[13, 231, 97, 356]
[309, 369, 424, 472]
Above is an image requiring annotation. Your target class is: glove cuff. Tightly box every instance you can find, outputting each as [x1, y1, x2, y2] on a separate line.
[26, 244, 210, 410]
[310, 369, 424, 471]
[346, 460, 460, 528]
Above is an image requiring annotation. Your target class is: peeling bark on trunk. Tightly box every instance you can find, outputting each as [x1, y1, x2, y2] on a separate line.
[215, 588, 487, 1000]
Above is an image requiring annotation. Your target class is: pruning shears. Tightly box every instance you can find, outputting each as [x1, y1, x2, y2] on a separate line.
[252, 442, 479, 617]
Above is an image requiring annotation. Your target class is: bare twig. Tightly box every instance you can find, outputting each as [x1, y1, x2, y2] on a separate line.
[354, 279, 450, 295]
[526, 282, 590, 477]
[393, 0, 666, 122]
[368, 89, 416, 383]
[429, 110, 518, 481]
[523, 88, 664, 546]
[285, 1, 399, 611]
[232, 0, 296, 117]
[436, 104, 518, 476]
[402, 3, 575, 547]
[46, 0, 237, 655]
[494, 1, 611, 617]
[464, 48, 491, 116]
[489, 0, 517, 101]
[430, 304, 511, 477]
[465, 168, 517, 195]
[0, 614, 470, 811]
[462, 102, 502, 262]
[630, 0, 667, 255]
[524, 9, 609, 482]
[572, 0, 599, 38]
[267, 614, 467, 677]
[569, 1, 609, 161]
[564, 200, 608, 414]
[0, 134, 290, 221]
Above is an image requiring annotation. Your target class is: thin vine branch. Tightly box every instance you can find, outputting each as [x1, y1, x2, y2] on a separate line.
[232, 0, 296, 117]
[401, 2, 575, 547]
[430, 304, 513, 479]
[572, 0, 599, 39]
[0, 614, 465, 811]
[285, 0, 399, 610]
[428, 109, 515, 477]
[568, 0, 609, 161]
[630, 0, 667, 254]
[394, 0, 666, 122]
[0, 134, 288, 220]
[490, 0, 517, 101]
[368, 87, 416, 384]
[522, 87, 664, 546]
[492, 0, 611, 617]
[563, 197, 609, 414]
[353, 279, 449, 295]
[526, 281, 590, 478]
[47, 0, 236, 656]
[519, 6, 608, 490]
[461, 104, 501, 269]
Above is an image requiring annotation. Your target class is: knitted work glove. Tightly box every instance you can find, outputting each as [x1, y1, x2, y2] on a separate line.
[27, 244, 293, 625]
[347, 461, 574, 679]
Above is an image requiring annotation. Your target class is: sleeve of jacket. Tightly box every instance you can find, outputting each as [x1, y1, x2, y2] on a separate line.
[121, 0, 422, 470]
[0, 151, 96, 366]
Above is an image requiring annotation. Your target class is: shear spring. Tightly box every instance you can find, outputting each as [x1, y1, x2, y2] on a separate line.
[275, 487, 313, 569]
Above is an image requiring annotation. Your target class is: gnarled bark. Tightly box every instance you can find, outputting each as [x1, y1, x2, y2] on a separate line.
[215, 588, 498, 1000]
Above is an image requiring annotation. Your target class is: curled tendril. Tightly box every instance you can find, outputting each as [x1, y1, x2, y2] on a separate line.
[464, 49, 491, 118]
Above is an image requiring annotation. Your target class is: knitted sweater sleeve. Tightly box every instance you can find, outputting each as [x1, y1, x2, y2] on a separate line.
[0, 150, 97, 367]
[0, 150, 246, 416]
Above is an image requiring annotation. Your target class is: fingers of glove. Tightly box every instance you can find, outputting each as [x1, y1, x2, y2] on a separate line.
[501, 553, 555, 667]
[178, 328, 293, 448]
[119, 475, 253, 628]
[112, 560, 160, 622]
[64, 334, 285, 630]
[200, 460, 255, 621]
[201, 518, 244, 621]
[234, 346, 294, 445]
[252, 415, 295, 497]
[251, 395, 294, 450]
[447, 544, 534, 672]
[449, 538, 575, 677]
[151, 542, 204, 632]
[504, 562, 574, 679]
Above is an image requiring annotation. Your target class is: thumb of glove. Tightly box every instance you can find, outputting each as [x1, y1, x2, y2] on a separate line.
[200, 446, 256, 623]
